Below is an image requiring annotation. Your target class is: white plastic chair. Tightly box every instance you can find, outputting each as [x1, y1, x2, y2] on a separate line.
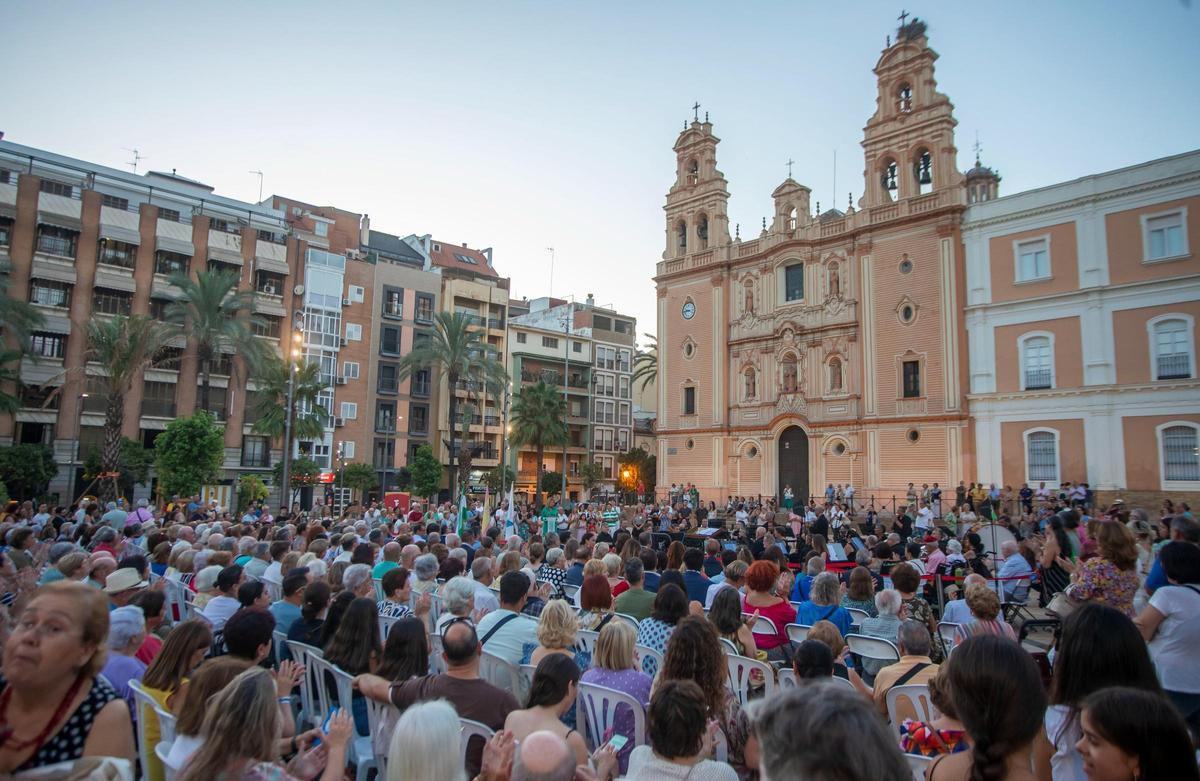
[562, 583, 581, 601]
[460, 718, 496, 766]
[742, 613, 779, 637]
[378, 614, 400, 640]
[785, 623, 812, 644]
[725, 653, 776, 706]
[272, 629, 290, 662]
[633, 644, 663, 678]
[156, 741, 177, 781]
[264, 580, 282, 603]
[830, 675, 858, 692]
[712, 727, 729, 762]
[428, 632, 447, 675]
[846, 607, 871, 628]
[718, 637, 740, 656]
[286, 640, 325, 728]
[937, 622, 960, 657]
[127, 680, 160, 781]
[519, 663, 537, 705]
[886, 684, 936, 738]
[366, 698, 399, 779]
[372, 577, 384, 602]
[614, 613, 641, 630]
[574, 628, 600, 658]
[576, 682, 647, 753]
[309, 656, 378, 781]
[845, 633, 900, 666]
[154, 704, 177, 744]
[905, 752, 934, 780]
[479, 651, 522, 696]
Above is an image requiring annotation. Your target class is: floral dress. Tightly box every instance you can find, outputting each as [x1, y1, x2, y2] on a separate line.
[902, 596, 942, 662]
[899, 719, 969, 756]
[635, 618, 675, 677]
[1067, 557, 1140, 617]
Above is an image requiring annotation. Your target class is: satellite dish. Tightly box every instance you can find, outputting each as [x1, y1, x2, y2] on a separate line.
[293, 284, 305, 296]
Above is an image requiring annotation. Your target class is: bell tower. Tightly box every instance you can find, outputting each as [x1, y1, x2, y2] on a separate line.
[861, 16, 962, 208]
[664, 110, 730, 259]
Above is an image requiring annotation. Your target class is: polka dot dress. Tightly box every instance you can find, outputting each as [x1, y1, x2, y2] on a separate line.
[0, 674, 119, 771]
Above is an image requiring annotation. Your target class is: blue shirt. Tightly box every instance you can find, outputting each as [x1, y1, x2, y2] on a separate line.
[682, 570, 712, 604]
[1145, 558, 1168, 594]
[564, 562, 586, 587]
[269, 600, 303, 635]
[790, 574, 813, 602]
[796, 601, 853, 636]
[642, 571, 660, 593]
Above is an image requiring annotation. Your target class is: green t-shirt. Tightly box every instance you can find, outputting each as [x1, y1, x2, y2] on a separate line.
[540, 505, 559, 534]
[613, 587, 656, 622]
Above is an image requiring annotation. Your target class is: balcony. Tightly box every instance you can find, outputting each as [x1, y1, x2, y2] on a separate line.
[1023, 369, 1053, 391]
[411, 380, 431, 398]
[487, 317, 504, 329]
[141, 399, 177, 418]
[1157, 354, 1192, 380]
[241, 452, 270, 469]
[414, 307, 434, 325]
[254, 239, 289, 275]
[484, 414, 501, 426]
[36, 234, 75, 258]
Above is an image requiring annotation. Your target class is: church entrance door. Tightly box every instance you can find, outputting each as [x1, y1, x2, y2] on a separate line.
[777, 426, 809, 506]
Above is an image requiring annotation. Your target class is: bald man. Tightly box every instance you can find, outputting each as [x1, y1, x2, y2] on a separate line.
[373, 542, 402, 579]
[400, 543, 421, 570]
[513, 731, 577, 781]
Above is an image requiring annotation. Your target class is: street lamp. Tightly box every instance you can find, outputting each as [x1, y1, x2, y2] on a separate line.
[69, 392, 88, 505]
[280, 315, 304, 511]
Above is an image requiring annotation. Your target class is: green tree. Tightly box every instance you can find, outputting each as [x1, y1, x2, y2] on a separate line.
[0, 260, 45, 414]
[618, 447, 657, 499]
[154, 411, 225, 499]
[85, 315, 174, 500]
[631, 334, 657, 393]
[397, 312, 507, 499]
[338, 462, 378, 502]
[237, 474, 270, 512]
[578, 461, 604, 499]
[165, 268, 266, 413]
[482, 465, 515, 495]
[0, 444, 57, 500]
[540, 471, 565, 497]
[249, 356, 329, 441]
[509, 380, 568, 507]
[83, 437, 153, 500]
[409, 444, 443, 501]
[394, 467, 413, 492]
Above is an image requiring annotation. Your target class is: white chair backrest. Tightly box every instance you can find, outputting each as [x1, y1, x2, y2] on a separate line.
[778, 668, 798, 689]
[633, 644, 663, 678]
[830, 675, 858, 692]
[785, 623, 811, 644]
[886, 684, 935, 737]
[264, 580, 282, 603]
[479, 651, 522, 696]
[154, 704, 177, 744]
[614, 613, 641, 630]
[372, 578, 384, 602]
[459, 718, 496, 765]
[272, 629, 289, 662]
[718, 637, 740, 656]
[574, 628, 600, 658]
[519, 663, 537, 705]
[846, 633, 900, 664]
[725, 653, 776, 706]
[156, 741, 177, 781]
[905, 752, 934, 781]
[305, 653, 337, 719]
[846, 607, 871, 627]
[127, 680, 158, 779]
[563, 583, 581, 600]
[742, 613, 778, 637]
[937, 622, 960, 657]
[428, 633, 447, 675]
[378, 614, 400, 640]
[286, 640, 325, 727]
[366, 695, 399, 778]
[576, 682, 647, 753]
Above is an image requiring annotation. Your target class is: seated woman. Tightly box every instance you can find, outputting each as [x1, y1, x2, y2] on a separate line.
[164, 657, 251, 771]
[436, 576, 476, 634]
[899, 663, 968, 757]
[578, 572, 617, 630]
[139, 620, 213, 781]
[323, 597, 381, 737]
[625, 679, 738, 781]
[580, 622, 652, 774]
[796, 571, 852, 638]
[376, 617, 429, 682]
[708, 586, 761, 661]
[658, 616, 755, 779]
[1076, 687, 1200, 781]
[504, 653, 589, 766]
[523, 598, 590, 669]
[286, 580, 331, 648]
[387, 699, 478, 781]
[0, 581, 134, 774]
[176, 666, 351, 781]
[635, 584, 689, 677]
[839, 566, 879, 616]
[100, 605, 149, 712]
[952, 583, 1016, 647]
[742, 560, 798, 661]
[807, 620, 852, 680]
[792, 639, 835, 682]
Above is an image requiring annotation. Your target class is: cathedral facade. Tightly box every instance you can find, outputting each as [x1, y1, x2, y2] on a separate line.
[654, 21, 974, 504]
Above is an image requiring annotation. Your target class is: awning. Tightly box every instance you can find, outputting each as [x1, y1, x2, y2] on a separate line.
[0, 203, 15, 220]
[156, 236, 194, 256]
[37, 211, 81, 232]
[29, 260, 76, 285]
[254, 255, 290, 275]
[99, 222, 141, 245]
[208, 245, 244, 265]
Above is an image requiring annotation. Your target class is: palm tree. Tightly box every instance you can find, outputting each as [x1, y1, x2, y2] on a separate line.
[85, 315, 173, 500]
[398, 311, 508, 498]
[631, 333, 657, 392]
[249, 355, 329, 443]
[0, 259, 44, 412]
[165, 268, 266, 413]
[509, 380, 568, 507]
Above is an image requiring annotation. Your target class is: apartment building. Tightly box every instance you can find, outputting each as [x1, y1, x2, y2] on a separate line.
[506, 295, 636, 500]
[0, 140, 300, 502]
[361, 228, 441, 492]
[964, 150, 1200, 502]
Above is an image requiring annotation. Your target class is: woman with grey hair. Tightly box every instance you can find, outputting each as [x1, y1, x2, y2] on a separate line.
[411, 553, 440, 596]
[857, 589, 904, 676]
[436, 576, 477, 633]
[797, 571, 854, 636]
[749, 683, 911, 781]
[100, 605, 148, 712]
[386, 699, 468, 781]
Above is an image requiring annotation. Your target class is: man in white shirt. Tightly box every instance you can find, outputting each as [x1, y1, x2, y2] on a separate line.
[705, 561, 747, 609]
[915, 503, 934, 534]
[261, 540, 289, 585]
[475, 571, 538, 665]
[941, 574, 1011, 629]
[470, 557, 501, 616]
[202, 565, 244, 631]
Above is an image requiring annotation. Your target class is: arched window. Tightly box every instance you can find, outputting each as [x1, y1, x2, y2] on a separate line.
[1025, 429, 1059, 485]
[686, 158, 699, 185]
[1020, 334, 1054, 390]
[897, 83, 913, 113]
[881, 159, 899, 201]
[1151, 317, 1193, 380]
[914, 149, 933, 195]
[1160, 424, 1200, 484]
[784, 264, 804, 302]
[676, 220, 687, 256]
[697, 214, 709, 248]
[787, 205, 797, 231]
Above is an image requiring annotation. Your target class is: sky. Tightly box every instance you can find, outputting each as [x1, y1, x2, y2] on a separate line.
[4, 1, 1198, 346]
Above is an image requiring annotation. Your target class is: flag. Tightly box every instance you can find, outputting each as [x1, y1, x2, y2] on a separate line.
[505, 482, 516, 537]
[457, 493, 468, 536]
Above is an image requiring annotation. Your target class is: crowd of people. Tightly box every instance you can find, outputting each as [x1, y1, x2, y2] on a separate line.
[0, 484, 1197, 780]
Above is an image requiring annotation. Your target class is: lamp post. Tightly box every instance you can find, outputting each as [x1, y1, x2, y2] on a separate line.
[280, 314, 304, 511]
[560, 309, 569, 504]
[69, 392, 88, 505]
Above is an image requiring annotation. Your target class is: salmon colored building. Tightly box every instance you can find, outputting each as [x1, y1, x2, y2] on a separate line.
[655, 20, 972, 504]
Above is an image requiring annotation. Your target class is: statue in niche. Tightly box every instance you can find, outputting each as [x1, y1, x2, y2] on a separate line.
[830, 358, 843, 392]
[781, 357, 798, 394]
[745, 368, 756, 399]
[744, 281, 754, 314]
[828, 262, 841, 299]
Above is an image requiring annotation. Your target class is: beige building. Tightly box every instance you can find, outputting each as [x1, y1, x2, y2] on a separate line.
[965, 151, 1200, 503]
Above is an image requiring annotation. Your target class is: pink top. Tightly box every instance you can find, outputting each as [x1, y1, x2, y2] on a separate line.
[741, 596, 796, 650]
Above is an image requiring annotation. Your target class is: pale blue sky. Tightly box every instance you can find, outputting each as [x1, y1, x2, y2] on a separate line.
[4, 1, 1198, 342]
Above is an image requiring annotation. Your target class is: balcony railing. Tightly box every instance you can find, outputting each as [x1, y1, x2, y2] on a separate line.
[1157, 354, 1192, 380]
[241, 453, 270, 468]
[141, 399, 176, 417]
[487, 317, 503, 329]
[484, 414, 500, 426]
[1023, 369, 1052, 390]
[414, 308, 433, 324]
[411, 381, 431, 397]
[37, 235, 75, 257]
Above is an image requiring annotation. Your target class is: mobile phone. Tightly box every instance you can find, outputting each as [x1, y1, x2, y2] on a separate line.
[604, 734, 629, 752]
[312, 707, 338, 747]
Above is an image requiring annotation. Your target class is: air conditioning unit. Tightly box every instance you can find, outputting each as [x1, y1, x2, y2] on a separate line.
[335, 376, 347, 386]
[342, 298, 351, 306]
[339, 337, 348, 347]
[334, 417, 345, 427]
[345, 249, 362, 261]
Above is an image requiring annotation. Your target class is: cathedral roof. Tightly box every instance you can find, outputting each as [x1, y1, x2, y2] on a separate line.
[818, 208, 845, 222]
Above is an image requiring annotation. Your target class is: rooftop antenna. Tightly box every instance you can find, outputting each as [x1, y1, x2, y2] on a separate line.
[249, 170, 264, 202]
[973, 132, 983, 165]
[832, 149, 837, 212]
[123, 148, 146, 174]
[546, 246, 556, 298]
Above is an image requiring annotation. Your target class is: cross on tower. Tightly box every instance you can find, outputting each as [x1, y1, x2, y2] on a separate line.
[973, 133, 983, 165]
[692, 101, 701, 122]
[786, 158, 795, 179]
[898, 9, 909, 27]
